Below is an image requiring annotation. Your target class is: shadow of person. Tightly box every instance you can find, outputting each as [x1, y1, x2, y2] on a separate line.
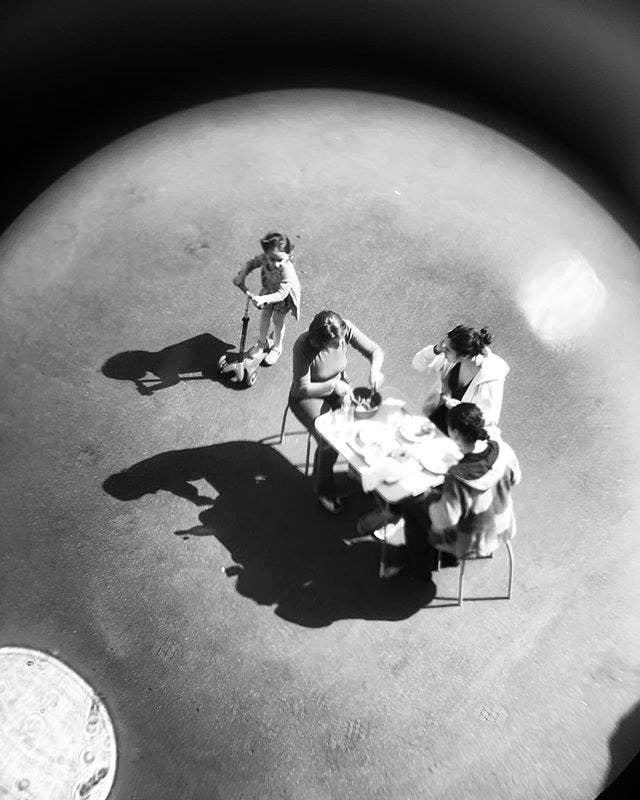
[101, 332, 235, 394]
[103, 440, 434, 626]
[597, 699, 640, 799]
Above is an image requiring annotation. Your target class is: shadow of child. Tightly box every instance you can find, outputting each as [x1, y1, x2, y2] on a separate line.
[101, 332, 235, 394]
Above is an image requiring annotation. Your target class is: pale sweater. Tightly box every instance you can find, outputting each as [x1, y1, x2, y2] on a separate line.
[412, 345, 510, 428]
[428, 439, 521, 558]
[237, 253, 302, 319]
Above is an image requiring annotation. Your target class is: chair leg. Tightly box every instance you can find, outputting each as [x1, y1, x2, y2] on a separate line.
[305, 434, 311, 477]
[277, 402, 315, 480]
[458, 559, 466, 606]
[506, 540, 514, 599]
[278, 403, 289, 445]
[377, 501, 391, 579]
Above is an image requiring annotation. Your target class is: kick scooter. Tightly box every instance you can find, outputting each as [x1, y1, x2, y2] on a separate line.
[217, 288, 270, 387]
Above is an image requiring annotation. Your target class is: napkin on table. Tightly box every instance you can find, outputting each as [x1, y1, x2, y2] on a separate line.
[360, 457, 401, 492]
[360, 456, 426, 493]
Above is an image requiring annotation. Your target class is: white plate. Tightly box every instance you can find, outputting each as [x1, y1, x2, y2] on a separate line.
[353, 423, 397, 457]
[398, 415, 436, 443]
[380, 458, 408, 484]
[418, 438, 462, 474]
[383, 457, 422, 484]
[348, 435, 384, 466]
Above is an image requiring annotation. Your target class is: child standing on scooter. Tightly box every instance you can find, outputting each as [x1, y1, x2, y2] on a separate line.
[232, 232, 301, 365]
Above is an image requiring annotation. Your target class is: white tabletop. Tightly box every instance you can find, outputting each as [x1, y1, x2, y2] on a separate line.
[315, 402, 461, 504]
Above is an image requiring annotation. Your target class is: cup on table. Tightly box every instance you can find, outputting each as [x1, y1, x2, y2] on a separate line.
[331, 405, 354, 435]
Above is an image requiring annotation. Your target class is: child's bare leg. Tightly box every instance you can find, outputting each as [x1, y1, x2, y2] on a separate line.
[256, 306, 273, 349]
[271, 310, 287, 349]
[264, 309, 287, 364]
[245, 306, 272, 358]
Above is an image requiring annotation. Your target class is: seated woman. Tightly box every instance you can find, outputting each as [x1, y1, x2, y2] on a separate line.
[289, 310, 384, 513]
[385, 402, 521, 579]
[412, 325, 509, 435]
[356, 325, 510, 536]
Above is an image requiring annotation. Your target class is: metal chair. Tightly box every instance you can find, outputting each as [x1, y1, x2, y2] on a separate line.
[439, 540, 514, 606]
[279, 402, 313, 476]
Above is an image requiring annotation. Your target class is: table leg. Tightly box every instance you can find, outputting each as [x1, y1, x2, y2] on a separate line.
[377, 498, 390, 579]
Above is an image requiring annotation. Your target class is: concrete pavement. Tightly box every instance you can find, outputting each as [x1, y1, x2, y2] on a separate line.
[1, 90, 639, 800]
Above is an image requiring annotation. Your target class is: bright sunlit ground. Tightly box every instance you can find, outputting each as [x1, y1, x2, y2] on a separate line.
[1, 90, 639, 800]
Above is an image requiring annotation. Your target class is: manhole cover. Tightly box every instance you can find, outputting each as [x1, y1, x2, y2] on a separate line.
[0, 647, 116, 799]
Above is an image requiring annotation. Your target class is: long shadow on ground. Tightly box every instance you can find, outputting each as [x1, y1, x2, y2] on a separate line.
[101, 332, 237, 394]
[597, 699, 640, 799]
[103, 440, 435, 627]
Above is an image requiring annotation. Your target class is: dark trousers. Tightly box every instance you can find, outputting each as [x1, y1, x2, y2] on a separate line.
[385, 491, 442, 577]
[290, 392, 342, 496]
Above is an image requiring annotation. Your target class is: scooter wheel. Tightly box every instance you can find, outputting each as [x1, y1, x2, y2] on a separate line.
[244, 370, 257, 387]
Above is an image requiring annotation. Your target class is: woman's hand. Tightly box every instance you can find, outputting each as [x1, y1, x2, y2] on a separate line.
[433, 337, 448, 356]
[334, 379, 354, 407]
[250, 295, 266, 309]
[369, 366, 384, 392]
[441, 394, 459, 409]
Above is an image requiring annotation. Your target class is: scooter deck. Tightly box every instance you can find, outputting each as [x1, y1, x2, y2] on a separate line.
[242, 348, 270, 370]
[218, 346, 271, 384]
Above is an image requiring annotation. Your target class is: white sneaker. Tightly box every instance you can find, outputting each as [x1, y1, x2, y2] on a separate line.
[264, 346, 283, 366]
[373, 518, 405, 544]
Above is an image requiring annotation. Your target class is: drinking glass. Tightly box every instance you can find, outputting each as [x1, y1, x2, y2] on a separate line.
[332, 403, 354, 437]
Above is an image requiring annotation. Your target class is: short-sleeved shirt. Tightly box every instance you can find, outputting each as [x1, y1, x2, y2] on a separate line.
[289, 319, 378, 399]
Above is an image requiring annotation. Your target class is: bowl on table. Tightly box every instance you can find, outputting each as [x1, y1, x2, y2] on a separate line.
[352, 386, 382, 419]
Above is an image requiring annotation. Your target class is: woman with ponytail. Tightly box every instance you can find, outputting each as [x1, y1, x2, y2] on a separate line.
[411, 324, 509, 435]
[383, 403, 521, 580]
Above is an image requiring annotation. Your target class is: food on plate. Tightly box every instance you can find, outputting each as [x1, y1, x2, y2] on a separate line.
[389, 447, 411, 463]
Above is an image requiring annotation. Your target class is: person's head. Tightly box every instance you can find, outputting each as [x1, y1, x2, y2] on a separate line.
[440, 325, 492, 363]
[447, 402, 490, 451]
[308, 310, 347, 350]
[260, 231, 292, 266]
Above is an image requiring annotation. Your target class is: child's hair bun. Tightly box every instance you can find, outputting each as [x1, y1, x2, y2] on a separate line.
[479, 327, 492, 346]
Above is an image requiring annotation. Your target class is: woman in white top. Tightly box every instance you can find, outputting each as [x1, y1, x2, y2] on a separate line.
[412, 325, 509, 434]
